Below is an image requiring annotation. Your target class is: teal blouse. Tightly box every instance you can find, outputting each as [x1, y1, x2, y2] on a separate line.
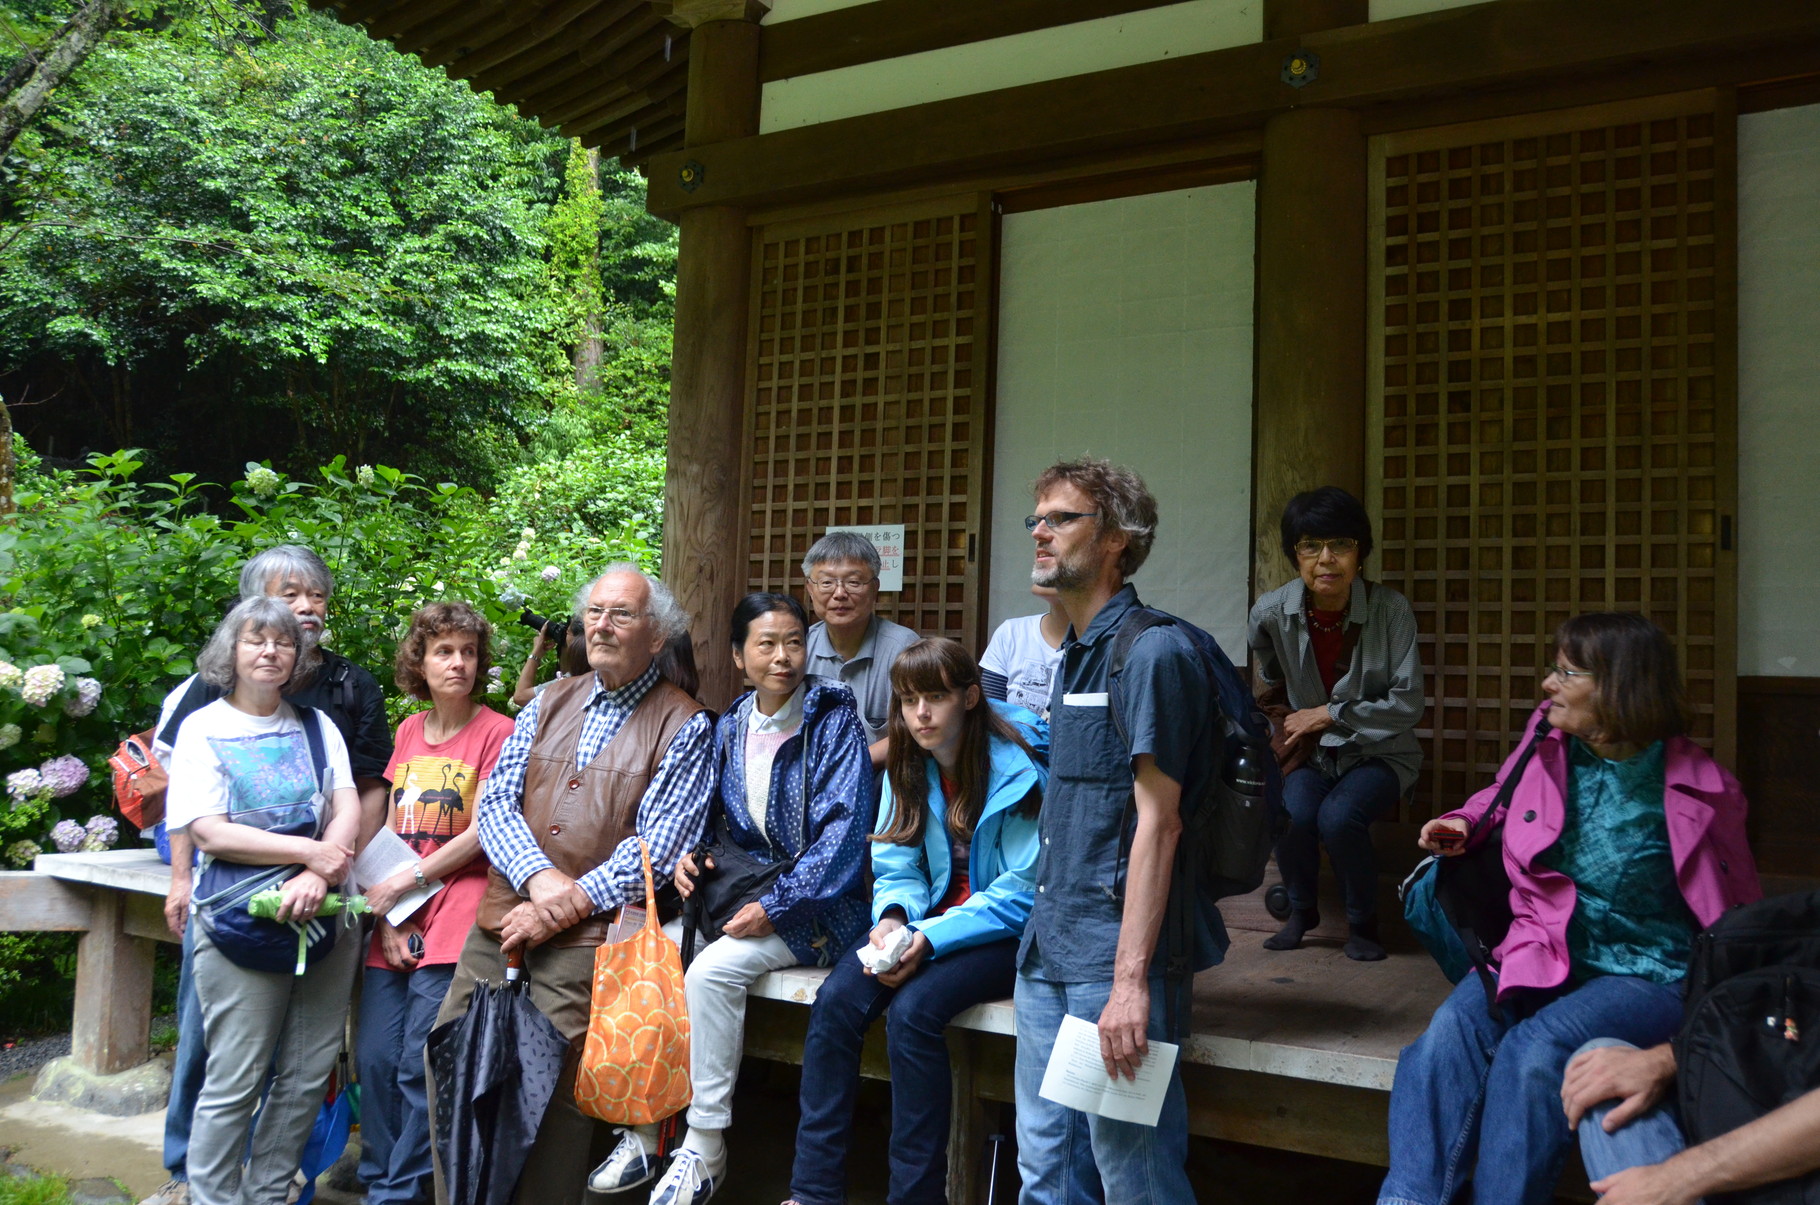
[1537, 739, 1697, 986]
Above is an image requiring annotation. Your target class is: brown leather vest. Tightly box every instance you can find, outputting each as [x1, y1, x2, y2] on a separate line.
[476, 672, 705, 948]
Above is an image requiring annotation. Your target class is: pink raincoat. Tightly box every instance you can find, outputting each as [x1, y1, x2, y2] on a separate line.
[1440, 702, 1761, 1001]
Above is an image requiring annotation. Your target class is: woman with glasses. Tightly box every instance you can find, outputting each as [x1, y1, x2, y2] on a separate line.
[162, 597, 362, 1205]
[1248, 486, 1425, 961]
[1378, 612, 1760, 1205]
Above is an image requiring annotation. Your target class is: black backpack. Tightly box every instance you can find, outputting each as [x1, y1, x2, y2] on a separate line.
[1108, 607, 1285, 1039]
[1674, 891, 1820, 1204]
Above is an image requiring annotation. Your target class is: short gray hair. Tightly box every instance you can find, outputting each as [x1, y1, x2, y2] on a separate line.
[801, 531, 881, 579]
[573, 564, 691, 641]
[239, 545, 333, 603]
[195, 596, 320, 692]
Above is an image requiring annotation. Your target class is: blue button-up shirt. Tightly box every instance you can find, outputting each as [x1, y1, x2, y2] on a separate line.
[476, 663, 716, 914]
[1018, 585, 1222, 983]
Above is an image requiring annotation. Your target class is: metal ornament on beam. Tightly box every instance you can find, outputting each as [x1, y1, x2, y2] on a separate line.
[1282, 48, 1320, 88]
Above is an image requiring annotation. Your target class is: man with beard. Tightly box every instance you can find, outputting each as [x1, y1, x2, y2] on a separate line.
[1010, 458, 1218, 1205]
[139, 545, 393, 1205]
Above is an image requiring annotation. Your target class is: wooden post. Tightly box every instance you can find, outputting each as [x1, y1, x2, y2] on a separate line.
[70, 890, 153, 1075]
[663, 14, 761, 710]
[1252, 105, 1368, 596]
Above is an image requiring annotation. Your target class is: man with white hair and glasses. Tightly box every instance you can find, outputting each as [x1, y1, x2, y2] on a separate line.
[140, 544, 393, 1205]
[429, 564, 715, 1205]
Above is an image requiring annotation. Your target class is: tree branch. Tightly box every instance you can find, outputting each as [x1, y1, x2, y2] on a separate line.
[0, 0, 124, 162]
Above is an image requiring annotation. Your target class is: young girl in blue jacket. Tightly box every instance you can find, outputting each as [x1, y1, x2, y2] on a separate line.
[784, 636, 1046, 1205]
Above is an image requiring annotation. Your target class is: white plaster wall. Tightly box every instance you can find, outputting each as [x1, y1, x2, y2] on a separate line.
[990, 182, 1257, 660]
[1738, 103, 1820, 677]
[1369, 0, 1487, 19]
[760, 0, 1262, 134]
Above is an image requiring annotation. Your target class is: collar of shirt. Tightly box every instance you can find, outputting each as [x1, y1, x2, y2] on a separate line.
[747, 681, 806, 734]
[1065, 583, 1142, 650]
[1280, 577, 1369, 625]
[808, 614, 881, 668]
[583, 661, 660, 715]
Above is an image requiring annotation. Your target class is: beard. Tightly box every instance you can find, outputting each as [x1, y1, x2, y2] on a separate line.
[1032, 548, 1093, 590]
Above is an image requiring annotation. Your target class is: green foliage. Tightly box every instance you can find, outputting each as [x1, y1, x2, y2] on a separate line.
[0, 1166, 74, 1205]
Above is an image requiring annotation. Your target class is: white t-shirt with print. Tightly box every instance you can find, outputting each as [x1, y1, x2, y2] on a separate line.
[164, 698, 355, 836]
[981, 613, 1065, 718]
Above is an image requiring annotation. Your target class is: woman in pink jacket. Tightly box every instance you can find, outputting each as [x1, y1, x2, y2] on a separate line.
[1377, 613, 1760, 1205]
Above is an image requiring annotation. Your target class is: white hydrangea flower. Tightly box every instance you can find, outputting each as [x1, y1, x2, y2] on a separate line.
[540, 565, 561, 582]
[20, 663, 65, 707]
[244, 463, 281, 499]
[79, 614, 103, 629]
[356, 464, 376, 487]
[6, 768, 45, 801]
[0, 661, 21, 692]
[0, 723, 20, 750]
[63, 677, 102, 718]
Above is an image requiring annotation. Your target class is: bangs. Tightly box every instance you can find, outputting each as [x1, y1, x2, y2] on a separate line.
[890, 641, 957, 697]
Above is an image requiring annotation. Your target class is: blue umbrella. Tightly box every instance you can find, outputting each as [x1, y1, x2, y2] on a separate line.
[296, 1050, 358, 1205]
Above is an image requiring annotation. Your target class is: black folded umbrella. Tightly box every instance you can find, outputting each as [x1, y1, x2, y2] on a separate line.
[427, 951, 570, 1205]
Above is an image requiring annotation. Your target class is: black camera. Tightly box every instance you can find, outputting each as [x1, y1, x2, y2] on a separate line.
[518, 608, 570, 641]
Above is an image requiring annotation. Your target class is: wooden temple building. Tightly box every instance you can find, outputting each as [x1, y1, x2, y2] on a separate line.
[301, 0, 1820, 881]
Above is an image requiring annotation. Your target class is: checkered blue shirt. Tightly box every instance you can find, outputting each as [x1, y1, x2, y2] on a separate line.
[476, 662, 716, 914]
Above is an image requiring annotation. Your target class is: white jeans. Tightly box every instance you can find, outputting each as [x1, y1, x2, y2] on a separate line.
[662, 919, 796, 1131]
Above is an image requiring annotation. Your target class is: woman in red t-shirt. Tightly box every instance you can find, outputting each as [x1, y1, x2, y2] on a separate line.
[355, 602, 515, 1205]
[1247, 488, 1425, 962]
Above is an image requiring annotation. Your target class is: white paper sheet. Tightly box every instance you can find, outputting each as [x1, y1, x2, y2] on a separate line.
[351, 823, 444, 926]
[1037, 1013, 1180, 1127]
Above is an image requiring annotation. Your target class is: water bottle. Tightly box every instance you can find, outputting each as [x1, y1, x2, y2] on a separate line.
[1225, 741, 1267, 802]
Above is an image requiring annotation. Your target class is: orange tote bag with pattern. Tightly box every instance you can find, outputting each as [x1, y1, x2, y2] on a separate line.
[574, 839, 692, 1125]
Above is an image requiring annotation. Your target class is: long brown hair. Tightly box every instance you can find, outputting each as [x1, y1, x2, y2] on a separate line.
[875, 638, 1037, 847]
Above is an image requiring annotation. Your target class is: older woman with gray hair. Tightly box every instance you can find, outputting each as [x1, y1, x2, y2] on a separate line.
[801, 530, 920, 768]
[163, 596, 362, 1205]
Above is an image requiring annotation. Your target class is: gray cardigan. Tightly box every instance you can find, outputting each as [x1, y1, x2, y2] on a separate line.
[1247, 576, 1425, 792]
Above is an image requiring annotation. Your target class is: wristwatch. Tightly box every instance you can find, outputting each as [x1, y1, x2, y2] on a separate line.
[412, 863, 427, 889]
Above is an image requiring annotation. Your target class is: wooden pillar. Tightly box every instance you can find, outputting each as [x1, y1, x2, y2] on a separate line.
[1252, 104, 1368, 595]
[70, 890, 153, 1075]
[664, 10, 762, 709]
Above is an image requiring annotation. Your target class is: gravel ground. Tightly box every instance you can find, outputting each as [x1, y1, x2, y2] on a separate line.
[0, 1013, 176, 1080]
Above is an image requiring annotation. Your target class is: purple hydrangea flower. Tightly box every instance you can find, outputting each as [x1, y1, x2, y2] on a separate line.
[4, 839, 41, 868]
[49, 819, 86, 853]
[80, 815, 119, 852]
[63, 677, 102, 718]
[40, 754, 89, 798]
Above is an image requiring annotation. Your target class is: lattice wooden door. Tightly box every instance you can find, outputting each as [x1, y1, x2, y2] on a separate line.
[746, 195, 993, 646]
[1369, 93, 1738, 818]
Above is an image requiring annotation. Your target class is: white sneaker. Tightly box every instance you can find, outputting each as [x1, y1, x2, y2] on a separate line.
[648, 1148, 718, 1205]
[590, 1130, 661, 1194]
[137, 1181, 191, 1205]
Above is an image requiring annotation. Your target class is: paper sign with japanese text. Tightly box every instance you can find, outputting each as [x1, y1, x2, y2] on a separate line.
[825, 524, 905, 592]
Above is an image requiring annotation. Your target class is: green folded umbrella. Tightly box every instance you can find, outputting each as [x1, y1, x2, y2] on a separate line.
[247, 890, 371, 974]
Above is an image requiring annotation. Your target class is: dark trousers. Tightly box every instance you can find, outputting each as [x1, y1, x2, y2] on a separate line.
[1278, 759, 1402, 923]
[789, 936, 1018, 1205]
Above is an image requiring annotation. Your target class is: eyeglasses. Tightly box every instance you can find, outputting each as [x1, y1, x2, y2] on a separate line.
[583, 606, 648, 629]
[238, 637, 296, 652]
[1024, 511, 1100, 533]
[809, 576, 874, 594]
[1544, 663, 1594, 681]
[1295, 538, 1360, 558]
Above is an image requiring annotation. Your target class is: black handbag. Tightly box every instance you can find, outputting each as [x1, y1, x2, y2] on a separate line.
[1436, 716, 1552, 1018]
[682, 724, 810, 962]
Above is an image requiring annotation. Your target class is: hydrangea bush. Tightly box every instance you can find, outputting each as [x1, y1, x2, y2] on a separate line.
[0, 441, 659, 864]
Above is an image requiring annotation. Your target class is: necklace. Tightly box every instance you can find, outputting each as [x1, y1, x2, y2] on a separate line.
[1306, 610, 1346, 635]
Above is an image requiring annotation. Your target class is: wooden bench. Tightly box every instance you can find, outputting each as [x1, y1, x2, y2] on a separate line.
[2, 851, 1458, 1201]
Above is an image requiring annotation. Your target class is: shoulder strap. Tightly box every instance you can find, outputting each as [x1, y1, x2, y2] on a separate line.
[156, 674, 221, 749]
[1107, 608, 1175, 752]
[1469, 714, 1553, 842]
[296, 704, 330, 794]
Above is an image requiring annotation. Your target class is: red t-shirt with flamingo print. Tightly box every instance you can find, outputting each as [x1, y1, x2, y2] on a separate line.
[365, 706, 515, 969]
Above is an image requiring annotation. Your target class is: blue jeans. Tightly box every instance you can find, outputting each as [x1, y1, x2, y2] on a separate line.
[1014, 965, 1189, 1205]
[1572, 1039, 1692, 1190]
[163, 916, 207, 1180]
[790, 937, 1018, 1205]
[1379, 973, 1685, 1205]
[356, 962, 455, 1205]
[1278, 760, 1401, 922]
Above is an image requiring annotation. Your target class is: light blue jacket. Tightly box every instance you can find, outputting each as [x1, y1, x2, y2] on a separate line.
[870, 703, 1047, 957]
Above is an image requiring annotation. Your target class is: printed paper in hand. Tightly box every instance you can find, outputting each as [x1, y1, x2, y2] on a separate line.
[350, 822, 445, 927]
[1037, 1013, 1179, 1127]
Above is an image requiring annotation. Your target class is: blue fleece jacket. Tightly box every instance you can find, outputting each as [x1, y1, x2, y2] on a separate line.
[870, 702, 1047, 957]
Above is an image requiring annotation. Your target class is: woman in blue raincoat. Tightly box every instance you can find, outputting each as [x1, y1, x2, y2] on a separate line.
[783, 636, 1047, 1205]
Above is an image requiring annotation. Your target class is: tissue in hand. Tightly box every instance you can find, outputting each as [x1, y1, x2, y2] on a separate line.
[856, 924, 916, 974]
